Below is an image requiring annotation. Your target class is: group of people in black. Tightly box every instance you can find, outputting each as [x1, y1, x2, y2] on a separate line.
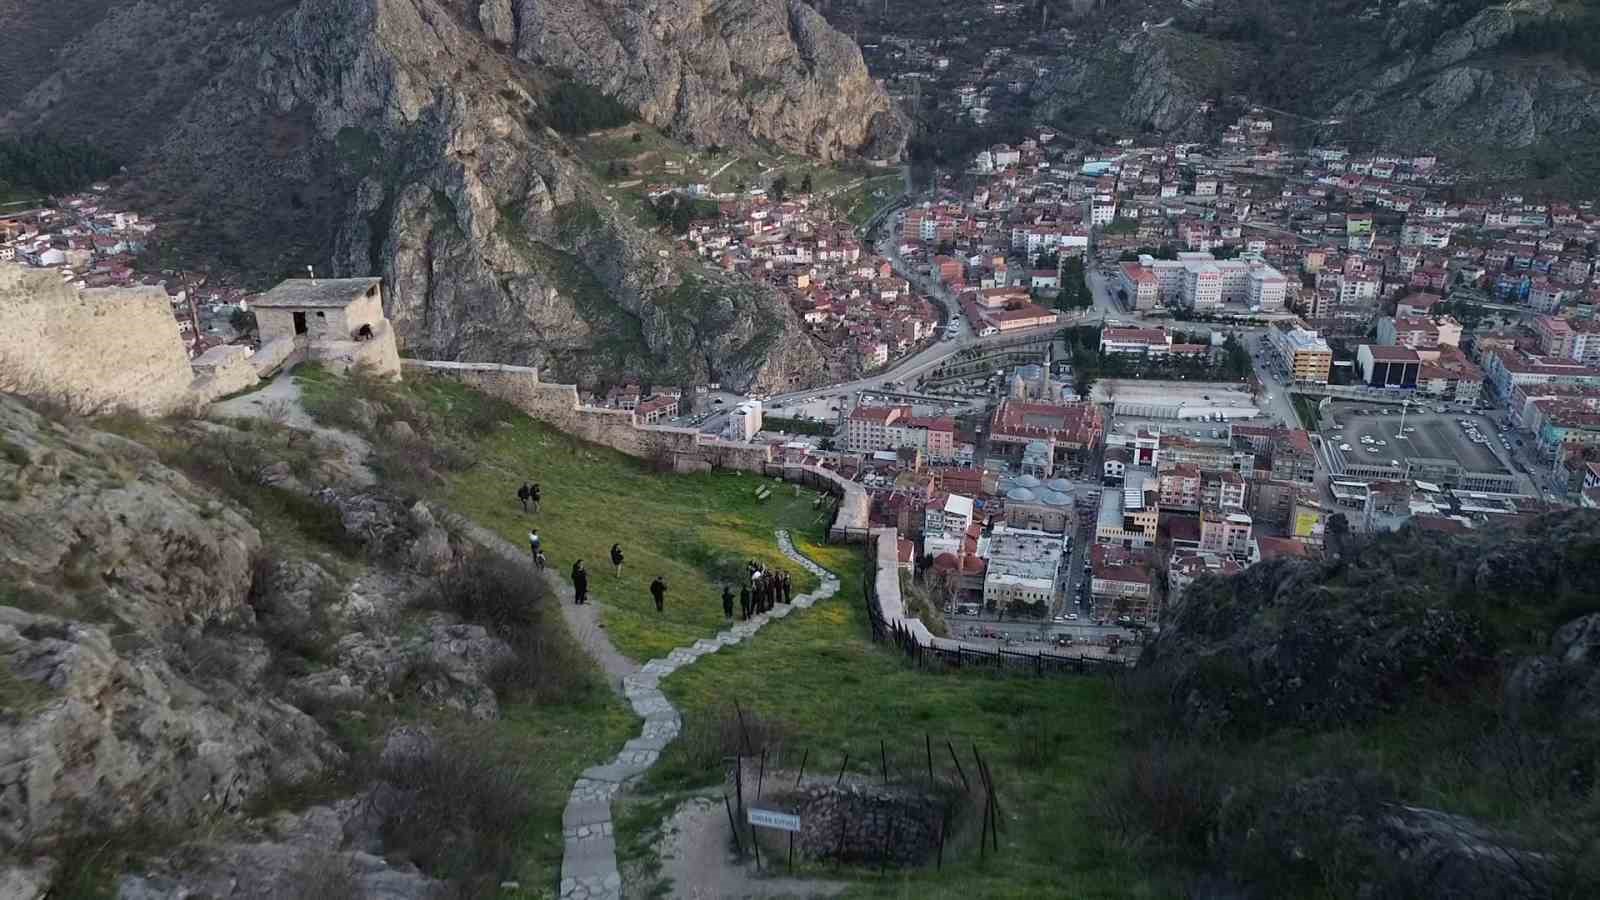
[721, 560, 791, 620]
[569, 543, 636, 607]
[521, 481, 775, 620]
[516, 481, 542, 513]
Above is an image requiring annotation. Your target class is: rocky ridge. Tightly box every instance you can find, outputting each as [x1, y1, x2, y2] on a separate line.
[0, 0, 896, 392]
[1030, 0, 1600, 183]
[1137, 511, 1600, 898]
[0, 393, 548, 895]
[1144, 510, 1600, 734]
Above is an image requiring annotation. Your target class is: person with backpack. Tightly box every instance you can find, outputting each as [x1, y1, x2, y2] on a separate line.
[610, 543, 625, 577]
[528, 530, 541, 560]
[571, 560, 588, 605]
[721, 584, 734, 619]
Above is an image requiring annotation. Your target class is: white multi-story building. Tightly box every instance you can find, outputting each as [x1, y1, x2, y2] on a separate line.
[1247, 265, 1287, 310]
[1182, 263, 1223, 309]
[729, 400, 763, 441]
[1119, 252, 1287, 311]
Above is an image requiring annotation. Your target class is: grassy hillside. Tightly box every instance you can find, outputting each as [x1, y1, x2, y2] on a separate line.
[278, 365, 1600, 896]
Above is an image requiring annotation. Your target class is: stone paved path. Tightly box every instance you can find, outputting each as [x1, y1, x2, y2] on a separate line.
[448, 515, 639, 694]
[558, 530, 839, 900]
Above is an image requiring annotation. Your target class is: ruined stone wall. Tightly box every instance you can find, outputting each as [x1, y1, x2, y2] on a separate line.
[404, 360, 731, 464]
[763, 780, 950, 866]
[0, 263, 198, 415]
[310, 320, 401, 379]
[404, 359, 872, 540]
[189, 345, 260, 401]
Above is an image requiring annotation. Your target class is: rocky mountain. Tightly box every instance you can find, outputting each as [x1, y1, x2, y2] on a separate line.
[1133, 511, 1600, 898]
[0, 0, 903, 392]
[1028, 0, 1600, 185]
[0, 390, 567, 896]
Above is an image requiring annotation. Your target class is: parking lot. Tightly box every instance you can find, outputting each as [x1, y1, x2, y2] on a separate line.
[1323, 403, 1512, 475]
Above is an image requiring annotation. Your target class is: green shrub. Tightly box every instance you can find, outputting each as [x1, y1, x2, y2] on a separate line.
[0, 135, 119, 194]
[377, 729, 533, 885]
[546, 80, 634, 134]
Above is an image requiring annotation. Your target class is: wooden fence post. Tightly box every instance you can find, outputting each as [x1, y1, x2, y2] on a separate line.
[734, 700, 753, 755]
[795, 748, 809, 787]
[724, 794, 744, 857]
[946, 740, 969, 791]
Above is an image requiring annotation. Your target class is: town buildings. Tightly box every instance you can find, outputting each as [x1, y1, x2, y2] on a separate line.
[842, 404, 957, 460]
[988, 399, 1105, 466]
[1268, 324, 1334, 384]
[982, 525, 1064, 613]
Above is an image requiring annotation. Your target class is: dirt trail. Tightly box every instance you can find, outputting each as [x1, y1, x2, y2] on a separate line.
[655, 796, 848, 900]
[209, 373, 376, 487]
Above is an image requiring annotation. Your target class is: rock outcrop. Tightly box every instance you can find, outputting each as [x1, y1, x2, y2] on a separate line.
[0, 396, 341, 854]
[1027, 0, 1600, 184]
[0, 0, 884, 391]
[511, 0, 907, 161]
[1144, 510, 1600, 733]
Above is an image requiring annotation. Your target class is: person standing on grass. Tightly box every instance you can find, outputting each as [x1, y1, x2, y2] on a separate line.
[781, 570, 793, 604]
[721, 584, 734, 619]
[650, 576, 667, 614]
[610, 543, 625, 577]
[740, 582, 752, 620]
[517, 482, 531, 513]
[530, 483, 542, 514]
[571, 560, 588, 605]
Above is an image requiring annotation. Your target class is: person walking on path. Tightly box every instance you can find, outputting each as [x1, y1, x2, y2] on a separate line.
[721, 584, 734, 619]
[781, 570, 792, 604]
[530, 483, 542, 514]
[610, 543, 625, 577]
[650, 576, 667, 614]
[528, 530, 541, 563]
[740, 583, 752, 620]
[571, 560, 589, 605]
[517, 482, 531, 513]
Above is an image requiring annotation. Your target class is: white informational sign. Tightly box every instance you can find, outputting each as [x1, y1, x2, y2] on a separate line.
[746, 808, 801, 832]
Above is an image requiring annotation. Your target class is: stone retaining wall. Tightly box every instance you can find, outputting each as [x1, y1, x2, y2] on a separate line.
[764, 780, 950, 866]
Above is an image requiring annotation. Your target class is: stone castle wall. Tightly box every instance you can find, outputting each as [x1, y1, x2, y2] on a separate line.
[0, 264, 200, 415]
[403, 359, 870, 539]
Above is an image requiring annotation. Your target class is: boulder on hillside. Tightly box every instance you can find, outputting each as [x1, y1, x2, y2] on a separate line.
[1506, 613, 1600, 723]
[0, 606, 341, 850]
[0, 395, 262, 631]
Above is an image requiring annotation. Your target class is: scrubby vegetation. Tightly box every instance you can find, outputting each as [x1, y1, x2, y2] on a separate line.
[0, 134, 119, 195]
[545, 80, 635, 135]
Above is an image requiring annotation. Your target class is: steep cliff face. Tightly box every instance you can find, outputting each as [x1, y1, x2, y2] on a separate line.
[1029, 0, 1600, 183]
[505, 0, 908, 161]
[0, 0, 884, 391]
